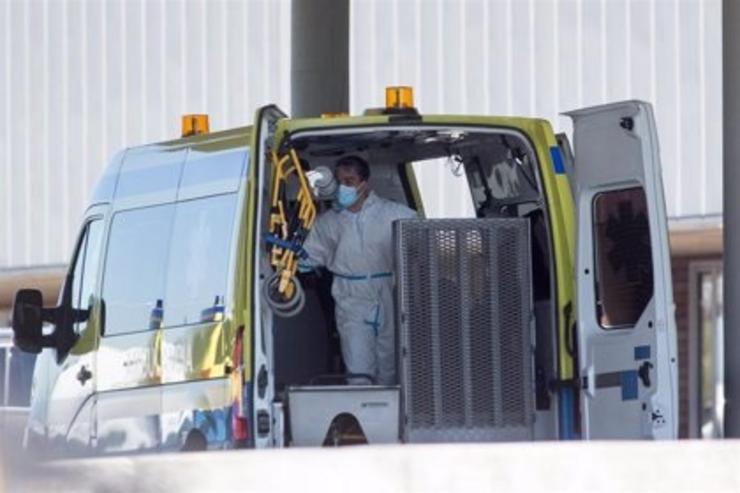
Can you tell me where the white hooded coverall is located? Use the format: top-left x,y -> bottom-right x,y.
302,191 -> 416,385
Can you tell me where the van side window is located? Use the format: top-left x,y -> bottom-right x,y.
73,220 -> 104,333
71,233 -> 86,311
103,204 -> 174,335
592,187 -> 654,328
164,193 -> 237,327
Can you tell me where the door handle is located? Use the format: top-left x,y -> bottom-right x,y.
638,361 -> 653,388
77,365 -> 93,385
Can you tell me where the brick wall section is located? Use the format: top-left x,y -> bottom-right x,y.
670,254 -> 722,438
671,255 -> 691,438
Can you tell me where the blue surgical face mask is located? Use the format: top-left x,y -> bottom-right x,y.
337,184 -> 359,208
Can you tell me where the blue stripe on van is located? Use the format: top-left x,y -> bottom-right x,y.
550,146 -> 566,175
621,370 -> 639,401
634,345 -> 651,361
559,388 -> 575,439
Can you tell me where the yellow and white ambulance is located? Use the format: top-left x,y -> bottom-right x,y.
11,88 -> 677,455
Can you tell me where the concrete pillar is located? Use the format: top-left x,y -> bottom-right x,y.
291,0 -> 350,118
724,0 -> 740,438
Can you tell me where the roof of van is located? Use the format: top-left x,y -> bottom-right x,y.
88,112 -> 554,210
276,113 -> 552,138
90,125 -> 252,208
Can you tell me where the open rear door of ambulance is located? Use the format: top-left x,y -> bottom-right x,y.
566,101 -> 677,439
251,104 -> 287,448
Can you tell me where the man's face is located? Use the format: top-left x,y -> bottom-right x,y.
336,166 -> 367,191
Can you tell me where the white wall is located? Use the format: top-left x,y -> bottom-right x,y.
350,0 -> 723,222
0,0 -> 291,269
0,0 -> 723,269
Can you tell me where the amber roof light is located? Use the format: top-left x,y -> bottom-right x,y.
182,114 -> 210,137
385,86 -> 414,110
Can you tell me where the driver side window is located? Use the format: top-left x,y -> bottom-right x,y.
70,219 -> 104,333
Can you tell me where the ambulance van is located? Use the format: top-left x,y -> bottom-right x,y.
11,89 -> 677,455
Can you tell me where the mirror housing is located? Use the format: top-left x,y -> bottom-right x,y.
11,284 -> 86,360
12,289 -> 47,354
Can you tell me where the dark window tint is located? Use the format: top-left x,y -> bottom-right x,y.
164,194 -> 237,327
593,187 -> 654,329
103,204 -> 174,335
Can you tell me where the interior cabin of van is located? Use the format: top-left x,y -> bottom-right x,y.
258,125 -> 560,443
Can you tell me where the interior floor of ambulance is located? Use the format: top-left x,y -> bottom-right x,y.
262,125 -> 560,441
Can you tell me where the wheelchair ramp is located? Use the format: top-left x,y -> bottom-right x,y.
394,218 -> 534,443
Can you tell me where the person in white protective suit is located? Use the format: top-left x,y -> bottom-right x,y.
301,155 -> 416,385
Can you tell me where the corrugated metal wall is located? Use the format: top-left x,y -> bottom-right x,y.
0,0 -> 291,269
350,0 -> 722,222
0,0 -> 724,270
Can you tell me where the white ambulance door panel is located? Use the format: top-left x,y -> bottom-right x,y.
565,101 -> 677,439
251,105 -> 287,448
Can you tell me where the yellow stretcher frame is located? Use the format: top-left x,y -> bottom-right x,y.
267,147 -> 317,300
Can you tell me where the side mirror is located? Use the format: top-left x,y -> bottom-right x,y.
12,289 -> 45,354
11,282 -> 87,360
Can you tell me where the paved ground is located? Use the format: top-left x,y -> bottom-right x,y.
3,440 -> 740,492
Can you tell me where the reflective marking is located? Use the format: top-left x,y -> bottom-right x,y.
634,345 -> 651,361
559,388 -> 575,440
550,146 -> 565,175
621,371 -> 639,401
595,370 -> 640,401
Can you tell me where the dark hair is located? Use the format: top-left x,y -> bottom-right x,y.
335,155 -> 370,181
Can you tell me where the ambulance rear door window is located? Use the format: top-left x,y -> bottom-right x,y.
592,187 -> 654,329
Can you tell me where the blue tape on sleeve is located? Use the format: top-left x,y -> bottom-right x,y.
550,146 -> 566,175
634,345 -> 651,361
621,370 -> 639,401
